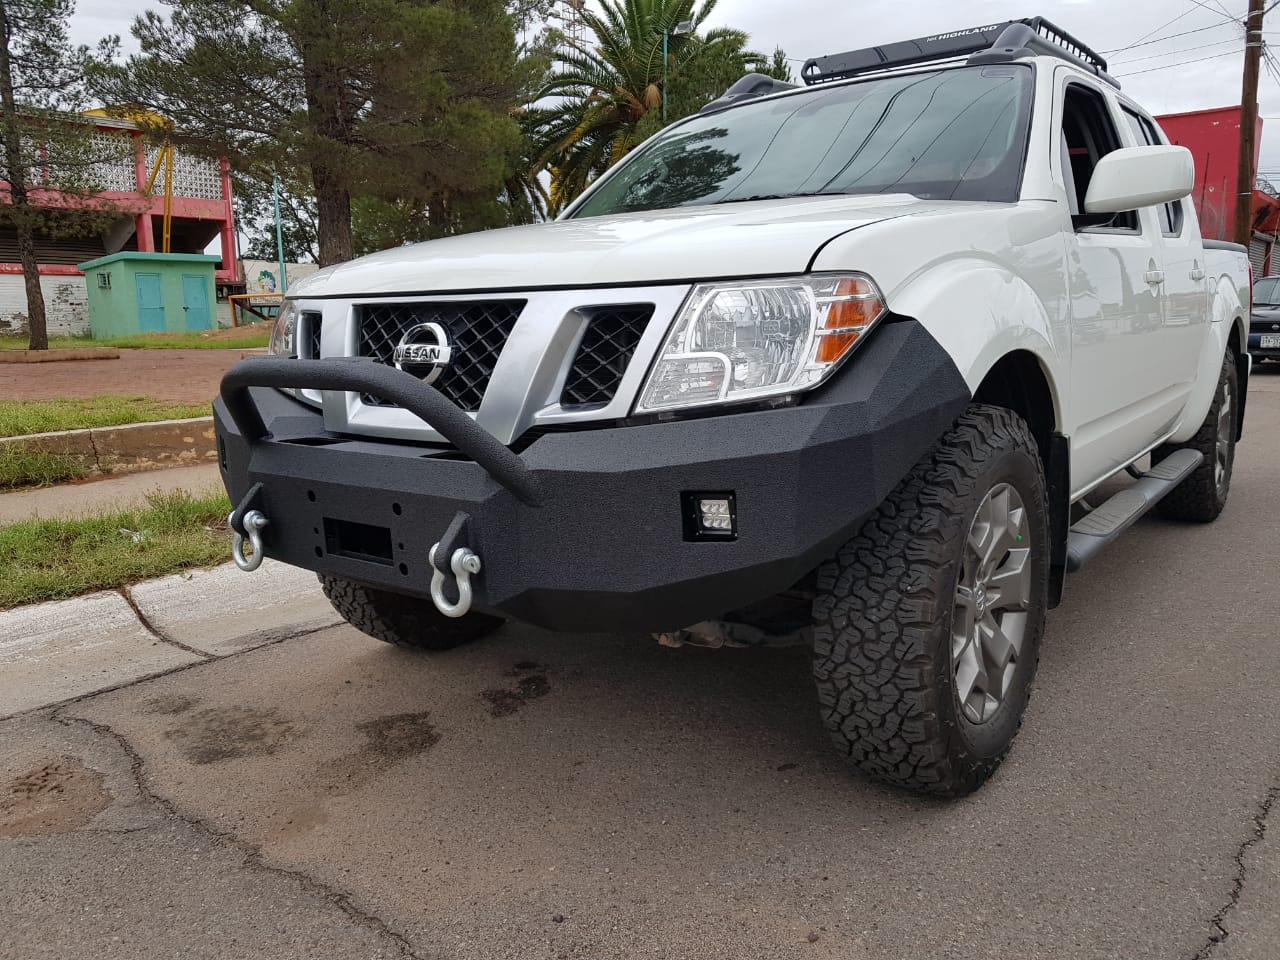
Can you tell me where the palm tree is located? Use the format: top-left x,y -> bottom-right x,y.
532,0 -> 778,215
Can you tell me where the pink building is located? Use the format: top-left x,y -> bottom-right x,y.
0,113 -> 237,335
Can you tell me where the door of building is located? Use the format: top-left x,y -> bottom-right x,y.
135,273 -> 165,332
181,275 -> 211,331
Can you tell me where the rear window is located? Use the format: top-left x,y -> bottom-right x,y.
570,64 -> 1033,219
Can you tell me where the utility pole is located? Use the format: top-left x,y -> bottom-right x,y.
272,170 -> 288,295
1235,0 -> 1266,247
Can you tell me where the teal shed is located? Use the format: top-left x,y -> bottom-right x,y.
77,252 -> 221,339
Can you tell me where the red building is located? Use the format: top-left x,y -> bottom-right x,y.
0,112 -> 237,335
1155,105 -> 1280,274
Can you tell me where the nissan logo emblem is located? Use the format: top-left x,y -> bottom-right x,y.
393,322 -> 452,384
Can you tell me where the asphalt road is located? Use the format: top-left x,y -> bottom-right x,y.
4,367 -> 1280,960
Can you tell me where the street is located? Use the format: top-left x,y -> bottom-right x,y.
3,367 -> 1280,960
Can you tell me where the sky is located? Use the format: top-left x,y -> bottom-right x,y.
68,0 -> 1280,184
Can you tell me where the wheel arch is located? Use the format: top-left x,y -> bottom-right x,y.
1229,315 -> 1249,441
971,350 -> 1070,609
971,350 -> 1060,462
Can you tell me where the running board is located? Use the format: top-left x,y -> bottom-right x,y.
1066,449 -> 1204,572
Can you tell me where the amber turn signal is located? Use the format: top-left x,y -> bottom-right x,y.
815,277 -> 884,364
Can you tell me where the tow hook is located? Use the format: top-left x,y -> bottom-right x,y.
429,545 -> 482,618
229,509 -> 269,572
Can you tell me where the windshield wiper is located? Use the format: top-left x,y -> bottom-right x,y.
711,191 -> 845,205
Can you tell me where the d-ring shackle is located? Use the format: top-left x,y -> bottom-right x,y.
429,544 -> 482,618
229,510 -> 269,572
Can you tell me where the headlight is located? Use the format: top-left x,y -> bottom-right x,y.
268,300 -> 299,356
635,274 -> 886,413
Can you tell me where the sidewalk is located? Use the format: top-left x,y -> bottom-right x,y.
0,462 -> 223,525
0,558 -> 340,718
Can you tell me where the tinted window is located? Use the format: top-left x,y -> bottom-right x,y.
570,65 -> 1033,218
1062,84 -> 1137,231
1254,276 -> 1280,306
1122,107 -> 1184,236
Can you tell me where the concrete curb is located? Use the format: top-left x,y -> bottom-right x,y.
1,416 -> 217,478
0,559 -> 342,719
0,347 -> 121,363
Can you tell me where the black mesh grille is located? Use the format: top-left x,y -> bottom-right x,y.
301,311 -> 322,359
356,301 -> 525,411
561,305 -> 654,407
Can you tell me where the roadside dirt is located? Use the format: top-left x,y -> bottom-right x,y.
0,757 -> 111,838
0,347 -> 252,403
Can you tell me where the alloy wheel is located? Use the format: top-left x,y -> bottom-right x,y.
1215,376 -> 1233,498
952,483 -> 1032,724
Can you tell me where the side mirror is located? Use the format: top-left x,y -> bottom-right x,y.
1083,145 -> 1195,214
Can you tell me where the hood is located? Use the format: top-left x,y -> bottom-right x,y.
291,194 -> 955,298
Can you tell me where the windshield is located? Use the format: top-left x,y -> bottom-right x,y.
1254,277 -> 1280,306
570,65 -> 1033,219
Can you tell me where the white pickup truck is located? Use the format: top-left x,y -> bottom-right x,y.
216,18 -> 1252,796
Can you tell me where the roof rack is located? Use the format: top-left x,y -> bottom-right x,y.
800,17 -> 1120,90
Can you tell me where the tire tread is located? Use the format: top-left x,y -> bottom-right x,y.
812,404 -> 1047,797
319,574 -> 503,650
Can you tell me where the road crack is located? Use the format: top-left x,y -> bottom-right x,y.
1195,784 -> 1280,959
50,709 -> 430,960
87,428 -> 103,475
118,587 -> 215,660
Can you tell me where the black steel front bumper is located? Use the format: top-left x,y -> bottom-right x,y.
214,319 -> 970,632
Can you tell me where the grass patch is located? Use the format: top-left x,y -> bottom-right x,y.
0,445 -> 87,489
0,396 -> 211,438
90,331 -> 269,350
0,327 -> 269,351
0,335 -> 92,350
0,488 -> 232,609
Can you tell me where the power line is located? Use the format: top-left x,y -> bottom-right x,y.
1104,20 -> 1237,55
1105,6 -> 1202,53
1110,36 -> 1242,65
1187,0 -> 1242,21
1113,49 -> 1241,76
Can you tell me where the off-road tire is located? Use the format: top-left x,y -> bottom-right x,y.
319,574 -> 504,651
812,404 -> 1049,797
1153,350 -> 1238,523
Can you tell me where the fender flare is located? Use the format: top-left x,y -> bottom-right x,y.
887,257 -> 1066,431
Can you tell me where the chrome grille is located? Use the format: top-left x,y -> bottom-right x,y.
356,301 -> 525,411
561,305 -> 654,407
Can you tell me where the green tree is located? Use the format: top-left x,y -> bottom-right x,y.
531,0 -> 783,214
0,0 -> 127,349
90,0 -> 525,267
233,173 -> 318,263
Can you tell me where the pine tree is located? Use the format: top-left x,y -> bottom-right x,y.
90,0 -> 525,267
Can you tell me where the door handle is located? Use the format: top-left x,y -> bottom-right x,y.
1144,270 -> 1165,286
1190,267 -> 1205,281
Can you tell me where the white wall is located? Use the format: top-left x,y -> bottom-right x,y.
0,274 -> 90,337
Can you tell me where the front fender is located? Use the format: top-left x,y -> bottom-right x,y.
879,258 -> 1066,427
